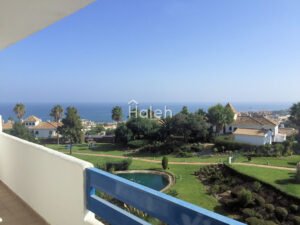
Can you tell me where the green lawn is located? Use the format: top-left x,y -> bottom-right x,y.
230,165 -> 300,198
46,143 -> 300,210
46,143 -> 127,156
46,143 -> 228,163
235,155 -> 300,168
74,154 -> 220,211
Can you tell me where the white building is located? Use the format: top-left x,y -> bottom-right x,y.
234,128 -> 273,145
24,116 -> 62,138
225,103 -> 286,145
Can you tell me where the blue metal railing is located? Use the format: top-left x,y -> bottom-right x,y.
86,168 -> 246,225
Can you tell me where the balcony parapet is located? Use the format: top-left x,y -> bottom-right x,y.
0,131 -> 102,225
86,168 -> 246,225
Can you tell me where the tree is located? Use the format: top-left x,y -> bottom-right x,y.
13,103 -> 25,121
196,109 -> 207,118
86,124 -> 105,135
112,106 -> 123,123
115,123 -> 133,144
290,102 -> 300,131
9,122 -> 36,142
126,117 -> 160,140
50,105 -> 64,145
207,104 -> 234,134
162,113 -> 209,143
162,156 -> 168,170
181,106 -> 189,115
58,107 -> 83,154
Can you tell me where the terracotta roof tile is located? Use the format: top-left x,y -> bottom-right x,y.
31,122 -> 62,130
234,128 -> 268,137
232,116 -> 278,126
2,121 -> 13,130
24,115 -> 41,122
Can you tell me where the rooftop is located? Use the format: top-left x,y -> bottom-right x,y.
33,121 -> 62,130
233,128 -> 268,137
232,115 -> 278,126
24,116 -> 41,122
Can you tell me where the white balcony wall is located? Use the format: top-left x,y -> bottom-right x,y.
0,131 -> 102,225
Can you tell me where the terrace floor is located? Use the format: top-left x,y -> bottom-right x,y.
0,181 -> 48,225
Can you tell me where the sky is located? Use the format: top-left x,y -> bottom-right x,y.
0,0 -> 300,103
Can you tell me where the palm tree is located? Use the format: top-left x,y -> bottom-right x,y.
13,103 -> 25,121
50,105 -> 64,145
112,106 -> 123,123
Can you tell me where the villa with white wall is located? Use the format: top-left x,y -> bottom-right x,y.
24,116 -> 62,138
2,115 -> 62,139
225,103 -> 286,145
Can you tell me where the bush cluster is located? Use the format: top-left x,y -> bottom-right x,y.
127,139 -> 149,149
104,159 -> 132,172
197,165 -> 300,225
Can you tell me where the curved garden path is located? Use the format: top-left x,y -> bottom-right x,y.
232,162 -> 296,171
72,151 -> 217,165
70,151 -> 296,170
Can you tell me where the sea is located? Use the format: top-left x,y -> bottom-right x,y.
0,102 -> 292,123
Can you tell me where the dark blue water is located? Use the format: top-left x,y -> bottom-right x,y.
0,102 -> 291,122
117,172 -> 169,191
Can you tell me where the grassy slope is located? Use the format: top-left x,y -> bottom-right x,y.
231,165 -> 300,198
235,155 -> 300,168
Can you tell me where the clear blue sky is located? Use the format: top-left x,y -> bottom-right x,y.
0,0 -> 299,103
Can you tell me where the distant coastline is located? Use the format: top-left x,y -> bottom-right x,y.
0,102 -> 292,122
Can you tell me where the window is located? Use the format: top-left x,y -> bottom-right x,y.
229,126 -> 232,131
35,131 -> 39,135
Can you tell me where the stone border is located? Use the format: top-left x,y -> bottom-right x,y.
115,170 -> 175,192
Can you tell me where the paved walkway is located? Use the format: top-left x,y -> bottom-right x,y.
0,181 -> 48,225
232,162 -> 296,171
70,151 -> 296,170
72,151 -> 219,165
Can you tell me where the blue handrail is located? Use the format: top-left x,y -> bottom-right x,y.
86,168 -> 246,225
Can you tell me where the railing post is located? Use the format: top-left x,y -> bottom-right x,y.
0,115 -> 2,132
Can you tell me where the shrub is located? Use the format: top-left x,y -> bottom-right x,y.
247,155 -> 252,162
265,204 -> 275,213
180,145 -> 191,152
275,207 -> 288,221
209,184 -> 220,194
296,162 -> 300,184
245,217 -> 277,225
290,204 -> 299,213
293,216 -> 300,225
252,181 -> 262,192
237,188 -> 253,207
105,159 -> 132,172
176,150 -> 193,158
254,194 -> 265,207
242,208 -> 260,218
214,139 -> 255,151
162,156 -> 168,170
274,144 -> 284,156
191,144 -> 204,152
127,139 -> 149,148
213,148 -> 219,154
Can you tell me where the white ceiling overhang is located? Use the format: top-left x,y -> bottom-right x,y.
0,0 -> 94,50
